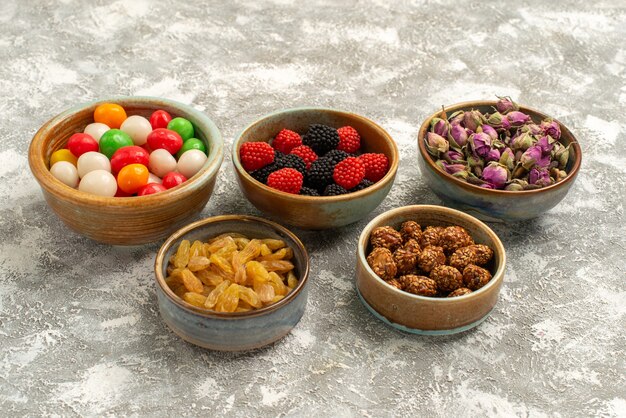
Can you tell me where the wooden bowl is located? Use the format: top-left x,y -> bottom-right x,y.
28,97 -> 224,245
232,107 -> 399,230
417,101 -> 582,222
154,215 -> 310,351
355,205 -> 506,335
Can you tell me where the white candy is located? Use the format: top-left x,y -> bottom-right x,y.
83,123 -> 110,143
78,170 -> 117,197
50,161 -> 79,188
149,149 -> 177,178
177,149 -> 207,178
120,115 -> 152,146
148,173 -> 162,184
77,151 -> 111,178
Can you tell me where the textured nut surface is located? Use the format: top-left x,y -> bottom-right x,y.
440,226 -> 474,254
370,226 -> 403,251
448,287 -> 473,297
393,239 -> 421,275
430,265 -> 463,292
449,246 -> 478,271
419,226 -> 444,248
385,278 -> 403,290
463,264 -> 492,290
400,221 -> 422,243
469,244 -> 494,265
417,245 -> 446,273
399,274 -> 438,297
367,247 -> 397,280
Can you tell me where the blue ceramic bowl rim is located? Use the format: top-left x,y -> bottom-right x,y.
231,106 -> 399,201
357,204 -> 506,302
154,214 -> 310,320
417,100 -> 582,195
30,96 -> 224,205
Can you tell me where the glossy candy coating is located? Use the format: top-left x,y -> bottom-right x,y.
117,163 -> 149,194
147,128 -> 183,155
120,115 -> 152,146
50,149 -> 77,167
99,129 -> 134,159
137,183 -> 167,196
110,146 -> 150,174
149,148 -> 177,177
83,123 -> 110,142
149,109 -> 172,130
177,149 -> 207,178
67,133 -> 99,158
50,161 -> 79,188
148,173 -> 162,184
77,151 -> 111,178
161,171 -> 187,189
78,169 -> 117,197
167,117 -> 194,141
176,138 -> 206,158
94,103 -> 127,129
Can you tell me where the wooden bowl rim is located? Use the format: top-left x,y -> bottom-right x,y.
28,96 -> 224,206
357,204 -> 506,302
417,100 -> 582,195
154,214 -> 310,319
231,107 -> 399,202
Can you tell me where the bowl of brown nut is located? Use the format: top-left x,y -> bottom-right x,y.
355,205 -> 506,335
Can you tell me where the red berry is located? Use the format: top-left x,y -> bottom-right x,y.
333,157 -> 365,190
110,146 -> 150,174
137,183 -> 167,196
67,133 -> 99,157
266,168 -> 303,194
161,172 -> 187,189
337,126 -> 361,153
149,110 -> 172,130
289,145 -> 318,169
272,129 -> 302,154
147,128 -> 183,154
239,141 -> 275,171
359,153 -> 389,182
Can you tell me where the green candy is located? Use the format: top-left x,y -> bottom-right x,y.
99,129 -> 134,159
167,117 -> 195,141
177,138 -> 207,158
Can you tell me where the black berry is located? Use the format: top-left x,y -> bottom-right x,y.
303,124 -> 339,155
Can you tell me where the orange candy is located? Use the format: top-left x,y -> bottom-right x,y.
117,163 -> 149,194
94,103 -> 127,129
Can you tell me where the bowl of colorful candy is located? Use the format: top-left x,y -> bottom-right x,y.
154,214 -> 310,351
355,205 -> 506,335
232,107 -> 399,229
28,97 -> 223,245
417,98 -> 582,222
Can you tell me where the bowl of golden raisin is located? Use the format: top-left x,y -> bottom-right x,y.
154,215 -> 310,351
355,205 -> 506,335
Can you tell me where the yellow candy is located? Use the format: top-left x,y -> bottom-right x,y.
50,149 -> 77,167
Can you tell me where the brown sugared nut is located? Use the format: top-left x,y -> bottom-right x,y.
468,244 -> 494,265
400,221 -> 422,243
449,246 -> 478,271
463,264 -> 492,290
419,226 -> 444,248
367,247 -> 397,280
417,245 -> 446,273
439,226 -> 474,254
385,279 -> 403,290
430,265 -> 463,292
393,239 -> 421,275
370,226 -> 403,251
448,288 -> 473,297
399,275 -> 438,297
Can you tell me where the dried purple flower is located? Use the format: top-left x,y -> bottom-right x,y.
540,119 -> 561,140
448,110 -> 465,125
444,149 -> 465,163
520,123 -> 543,136
437,161 -> 469,180
506,111 -> 531,127
510,131 -> 534,151
486,112 -> 504,127
499,147 -> 515,171
537,135 -> 556,155
448,123 -> 469,148
554,143 -> 570,169
430,118 -> 450,138
496,96 -> 519,114
469,132 -> 492,158
481,124 -> 498,141
426,132 -> 449,157
520,145 -> 549,170
485,148 -> 501,162
529,167 -> 552,187
463,110 -> 483,132
481,162 -> 509,189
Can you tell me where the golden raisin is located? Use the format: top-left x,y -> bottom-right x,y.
187,256 -> 211,272
181,269 -> 204,293
205,280 -> 231,309
173,239 -> 191,269
215,283 -> 240,312
183,292 -> 207,307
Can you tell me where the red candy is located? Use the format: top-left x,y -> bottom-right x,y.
110,146 -> 150,174
67,133 -> 98,157
114,187 -> 133,197
149,110 -> 172,130
162,172 -> 187,189
147,128 -> 183,154
137,183 -> 167,196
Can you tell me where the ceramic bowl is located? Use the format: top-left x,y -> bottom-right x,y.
417,101 -> 582,222
232,107 -> 399,229
355,205 -> 506,335
29,96 -> 224,245
154,215 -> 310,351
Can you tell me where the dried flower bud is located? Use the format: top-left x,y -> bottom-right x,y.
426,132 -> 449,157
555,143 -> 570,169
462,264 -> 492,290
419,226 -> 444,248
520,145 -> 550,170
400,221 -> 422,243
417,245 -> 446,273
529,167 -> 552,187
430,117 -> 450,138
540,119 -> 561,140
487,112 -> 504,126
393,239 -> 421,275
511,131 -> 534,151
448,288 -> 473,297
469,132 -> 493,158
506,111 -> 531,127
485,148 -> 501,162
481,124 -> 498,141
481,162 -> 509,189
505,182 -> 524,191
468,244 -> 493,265
443,149 -> 465,163
448,110 -> 465,125
367,247 -> 397,280
537,135 -> 556,155
430,265 -> 463,292
439,226 -> 474,254
499,147 -> 515,171
436,161 -> 470,180
495,96 -> 519,114
399,275 -> 438,297
370,226 -> 403,251
448,123 -> 469,148
520,123 -> 543,136
464,110 -> 484,132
